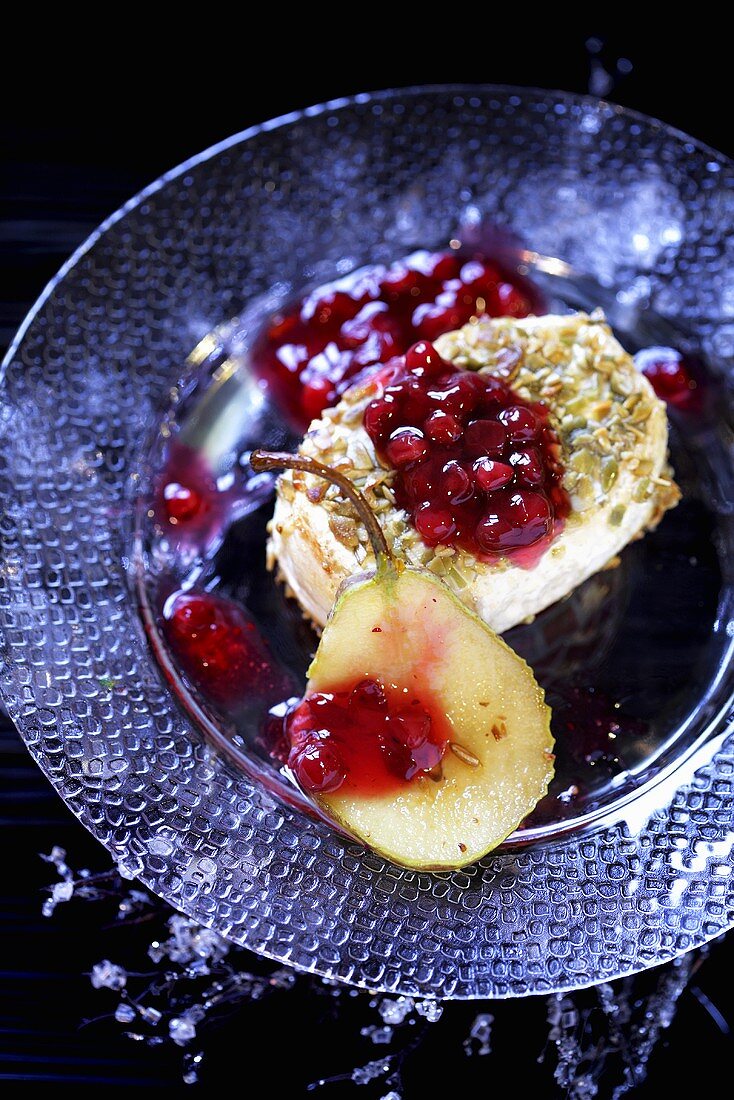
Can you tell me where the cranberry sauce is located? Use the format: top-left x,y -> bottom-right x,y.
634,346 -> 701,412
250,249 -> 542,427
284,677 -> 450,797
163,591 -> 294,713
154,440 -> 241,562
363,341 -> 569,566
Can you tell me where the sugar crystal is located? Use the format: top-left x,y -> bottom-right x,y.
90,960 -> 127,990
115,1003 -> 136,1024
170,1016 -> 197,1046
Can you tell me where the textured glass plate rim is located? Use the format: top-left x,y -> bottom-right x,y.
7,81 -> 734,368
2,84 -> 734,999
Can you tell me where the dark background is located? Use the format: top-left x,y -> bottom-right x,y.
2,24 -> 732,1094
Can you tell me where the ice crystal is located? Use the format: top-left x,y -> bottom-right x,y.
139,1006 -> 163,1026
117,889 -> 151,919
610,953 -> 697,1099
41,846 -> 70,875
182,1051 -> 204,1086
547,995 -> 592,1098
269,967 -> 297,990
351,1058 -> 391,1085
415,1000 -> 443,1023
170,1016 -> 197,1047
379,996 -> 414,1025
40,846 -> 78,915
42,843 -> 719,1095
90,960 -> 127,991
361,1025 -> 394,1045
53,881 -> 74,903
162,914 -> 230,967
464,1012 -> 493,1056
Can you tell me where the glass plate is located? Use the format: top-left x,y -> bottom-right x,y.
1,86 -> 733,998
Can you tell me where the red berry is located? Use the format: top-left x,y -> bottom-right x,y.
306,289 -> 364,328
165,592 -> 287,709
498,405 -> 540,441
301,375 -> 335,422
398,377 -> 434,423
405,340 -> 444,378
386,427 -> 428,467
464,262 -> 502,302
461,370 -> 493,398
460,259 -> 487,284
635,346 -> 700,411
473,458 -> 514,492
289,736 -> 347,794
349,678 -> 387,710
338,300 -> 383,346
267,311 -> 301,343
424,410 -> 463,444
264,255 -> 565,562
509,447 -> 545,486
428,252 -> 461,280
380,264 -> 421,298
437,460 -> 473,504
401,457 -> 442,503
363,395 -> 399,437
250,247 -> 547,428
464,419 -> 508,456
282,677 -> 448,796
391,710 -> 431,748
426,378 -> 477,417
474,375 -> 512,412
412,295 -> 474,341
388,713 -> 442,779
497,281 -> 533,317
414,503 -> 457,543
507,491 -> 552,545
163,482 -> 202,522
362,347 -> 567,562
475,498 -> 516,552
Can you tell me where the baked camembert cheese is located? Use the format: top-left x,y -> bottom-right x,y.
267,312 -> 680,634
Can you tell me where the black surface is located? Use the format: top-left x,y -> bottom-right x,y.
2,28 -> 733,1093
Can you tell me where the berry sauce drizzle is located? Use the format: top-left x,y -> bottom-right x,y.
284,678 -> 450,797
363,341 -> 570,566
163,591 -> 294,713
249,249 -> 542,428
634,346 -> 701,412
154,440 -> 241,562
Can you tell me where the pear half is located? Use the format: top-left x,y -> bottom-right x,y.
252,450 -> 554,871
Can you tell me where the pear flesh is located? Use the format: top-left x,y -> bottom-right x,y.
306,566 -> 554,871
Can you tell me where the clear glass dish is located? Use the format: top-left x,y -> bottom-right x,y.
2,86 -> 733,998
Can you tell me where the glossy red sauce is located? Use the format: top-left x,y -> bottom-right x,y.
634,346 -> 701,412
163,591 -> 292,711
154,440 -> 240,560
249,249 -> 542,427
283,677 -> 451,796
363,341 -> 569,567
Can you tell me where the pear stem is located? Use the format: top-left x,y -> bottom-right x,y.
250,449 -> 393,571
